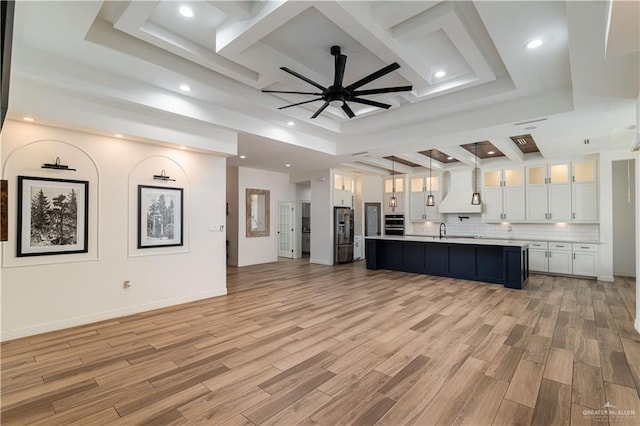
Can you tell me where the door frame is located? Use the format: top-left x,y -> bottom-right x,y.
277,201 -> 295,258
364,202 -> 381,237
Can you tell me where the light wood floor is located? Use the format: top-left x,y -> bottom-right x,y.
2,260 -> 639,425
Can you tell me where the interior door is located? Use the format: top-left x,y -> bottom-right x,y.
364,202 -> 381,236
277,201 -> 294,258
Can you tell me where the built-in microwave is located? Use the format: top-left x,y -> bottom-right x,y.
384,214 -> 405,236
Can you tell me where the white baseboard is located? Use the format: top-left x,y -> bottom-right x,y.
597,275 -> 615,282
0,288 -> 227,342
310,258 -> 333,265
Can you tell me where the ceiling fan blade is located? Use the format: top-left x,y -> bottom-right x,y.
277,97 -> 324,110
352,85 -> 413,96
280,67 -> 327,91
345,62 -> 401,91
334,54 -> 347,88
310,101 -> 330,119
341,103 -> 355,118
350,97 -> 392,109
262,90 -> 323,95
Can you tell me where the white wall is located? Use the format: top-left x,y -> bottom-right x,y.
1,121 -> 228,340
636,149 -> 640,333
237,167 -> 295,267
612,160 -> 636,276
310,170 -> 332,265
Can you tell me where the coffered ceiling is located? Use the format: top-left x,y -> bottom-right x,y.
6,1 -> 639,176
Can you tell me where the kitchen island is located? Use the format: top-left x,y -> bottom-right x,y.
365,236 -> 529,289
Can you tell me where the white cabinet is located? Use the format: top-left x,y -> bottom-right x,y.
409,176 -> 441,222
548,242 -> 572,275
528,242 -> 548,272
572,243 -> 598,277
482,167 -> 525,222
526,163 -> 572,222
571,160 -> 598,222
384,176 -> 405,213
527,241 -> 598,277
334,173 -> 354,208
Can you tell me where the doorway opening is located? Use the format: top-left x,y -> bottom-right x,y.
612,159 -> 636,277
301,202 -> 311,259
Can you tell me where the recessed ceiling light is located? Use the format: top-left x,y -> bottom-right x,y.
179,84 -> 192,92
285,164 -> 291,167
447,156 -> 453,160
240,155 -> 246,159
179,146 -> 187,150
287,121 -> 295,126
179,6 -> 194,18
487,151 -> 495,155
434,70 -> 446,78
23,117 -> 35,122
114,133 -> 123,138
525,39 -> 543,49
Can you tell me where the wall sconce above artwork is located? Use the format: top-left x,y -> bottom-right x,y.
42,157 -> 76,171
153,170 -> 176,182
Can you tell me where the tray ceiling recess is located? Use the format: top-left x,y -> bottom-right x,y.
262,46 -> 413,119
509,134 -> 540,154
460,141 -> 505,159
383,155 -> 421,168
418,149 -> 460,163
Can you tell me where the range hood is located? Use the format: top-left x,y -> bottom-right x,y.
438,169 -> 482,214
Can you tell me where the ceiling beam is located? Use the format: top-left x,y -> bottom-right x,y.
396,152 -> 444,170
490,138 -> 524,162
356,157 -> 414,174
340,162 -> 390,175
435,146 -> 477,166
209,1 -> 253,20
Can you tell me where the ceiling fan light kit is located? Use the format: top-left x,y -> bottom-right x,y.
263,46 -> 412,119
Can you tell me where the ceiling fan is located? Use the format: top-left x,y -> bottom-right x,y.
262,45 -> 413,119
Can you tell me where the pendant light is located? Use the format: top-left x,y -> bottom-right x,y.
471,142 -> 481,205
426,149 -> 435,207
389,156 -> 398,210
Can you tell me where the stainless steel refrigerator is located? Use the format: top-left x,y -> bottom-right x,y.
334,207 -> 354,264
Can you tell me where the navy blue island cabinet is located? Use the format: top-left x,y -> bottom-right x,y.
365,237 -> 529,289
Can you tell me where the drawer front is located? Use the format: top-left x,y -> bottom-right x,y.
549,242 -> 571,252
529,242 -> 548,249
572,243 -> 598,252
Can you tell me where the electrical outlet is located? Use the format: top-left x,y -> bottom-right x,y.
123,280 -> 131,290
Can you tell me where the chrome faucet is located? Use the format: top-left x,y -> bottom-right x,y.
439,222 -> 446,239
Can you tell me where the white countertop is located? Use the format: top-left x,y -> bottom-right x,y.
404,234 -> 601,245
366,235 -> 528,248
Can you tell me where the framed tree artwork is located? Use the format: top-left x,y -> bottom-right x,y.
138,185 -> 183,249
17,176 -> 89,257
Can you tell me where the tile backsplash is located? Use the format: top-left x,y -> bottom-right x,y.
408,214 -> 599,242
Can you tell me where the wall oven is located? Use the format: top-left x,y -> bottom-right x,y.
384,214 -> 405,236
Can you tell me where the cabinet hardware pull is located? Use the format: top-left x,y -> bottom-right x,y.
572,212 -> 575,219
580,246 -> 589,249
573,253 -> 576,259
556,245 -> 565,247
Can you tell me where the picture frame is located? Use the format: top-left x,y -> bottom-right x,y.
138,185 -> 183,249
17,176 -> 89,257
